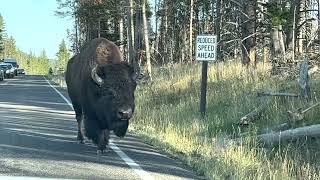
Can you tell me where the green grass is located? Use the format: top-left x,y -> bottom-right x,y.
130,61 -> 320,179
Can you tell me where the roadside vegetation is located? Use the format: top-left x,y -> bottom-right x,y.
50,60 -> 320,179
130,61 -> 320,179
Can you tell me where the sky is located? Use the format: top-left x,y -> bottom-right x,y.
0,0 -> 73,59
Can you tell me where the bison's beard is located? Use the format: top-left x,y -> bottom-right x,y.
92,97 -> 115,129
112,120 -> 129,137
89,96 -> 130,137
97,106 -> 129,137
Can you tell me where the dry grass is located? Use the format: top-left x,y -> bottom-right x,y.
130,61 -> 320,180
50,61 -> 320,179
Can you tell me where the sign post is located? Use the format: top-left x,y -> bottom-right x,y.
196,35 -> 217,117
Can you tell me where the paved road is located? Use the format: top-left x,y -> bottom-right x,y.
0,75 -> 202,180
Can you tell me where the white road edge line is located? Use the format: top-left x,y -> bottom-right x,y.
43,77 -> 73,108
1,81 -> 9,85
43,76 -> 154,180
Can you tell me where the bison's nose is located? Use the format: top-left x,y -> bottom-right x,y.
117,108 -> 133,120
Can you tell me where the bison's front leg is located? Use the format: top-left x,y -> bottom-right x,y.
75,110 -> 85,144
97,129 -> 110,154
83,117 -> 110,154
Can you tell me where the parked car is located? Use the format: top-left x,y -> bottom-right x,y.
2,58 -> 19,76
0,63 -> 9,78
0,68 -> 4,81
0,63 -> 15,78
17,68 -> 25,75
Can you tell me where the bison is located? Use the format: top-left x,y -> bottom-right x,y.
65,38 -> 137,153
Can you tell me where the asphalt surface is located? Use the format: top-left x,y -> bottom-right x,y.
0,75 -> 202,180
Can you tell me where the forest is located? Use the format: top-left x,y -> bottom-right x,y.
53,0 -> 320,76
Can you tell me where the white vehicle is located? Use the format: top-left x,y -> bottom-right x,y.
17,68 -> 25,75
3,58 -> 19,76
0,63 -> 15,78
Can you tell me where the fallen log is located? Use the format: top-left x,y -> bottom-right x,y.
287,102 -> 320,122
260,123 -> 291,134
239,107 -> 264,125
287,109 -> 304,122
239,97 -> 268,125
257,124 -> 320,145
257,91 -> 300,97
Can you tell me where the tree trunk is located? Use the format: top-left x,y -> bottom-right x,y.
285,1 -> 298,50
215,0 -> 222,61
154,0 -> 158,60
126,0 -> 135,66
241,0 -> 256,66
189,0 -> 194,62
164,1 -> 168,63
271,26 -> 281,60
292,5 -> 296,63
119,0 -> 124,59
142,0 -> 152,80
135,0 -> 143,68
318,0 -> 320,53
129,0 -> 135,49
119,14 -> 124,59
75,17 -> 79,53
298,0 -> 306,54
278,25 -> 286,58
158,5 -> 165,64
98,19 -> 101,38
182,25 -> 187,64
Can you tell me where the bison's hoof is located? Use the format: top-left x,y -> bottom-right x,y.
97,147 -> 110,155
97,150 -> 103,155
77,140 -> 85,144
113,137 -> 123,142
97,149 -> 107,155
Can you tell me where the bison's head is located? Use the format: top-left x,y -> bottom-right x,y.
88,62 -> 137,134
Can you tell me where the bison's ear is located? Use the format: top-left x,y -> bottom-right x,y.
131,72 -> 138,81
125,64 -> 137,81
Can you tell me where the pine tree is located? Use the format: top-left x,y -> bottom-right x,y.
4,36 -> 17,57
38,50 -> 50,75
0,14 -> 5,57
56,39 -> 70,70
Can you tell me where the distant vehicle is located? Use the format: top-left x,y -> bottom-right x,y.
17,68 -> 25,75
2,58 -> 19,76
0,63 -> 15,78
0,63 -> 9,78
0,68 -> 4,81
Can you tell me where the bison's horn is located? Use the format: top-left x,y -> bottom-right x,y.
91,65 -> 104,86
